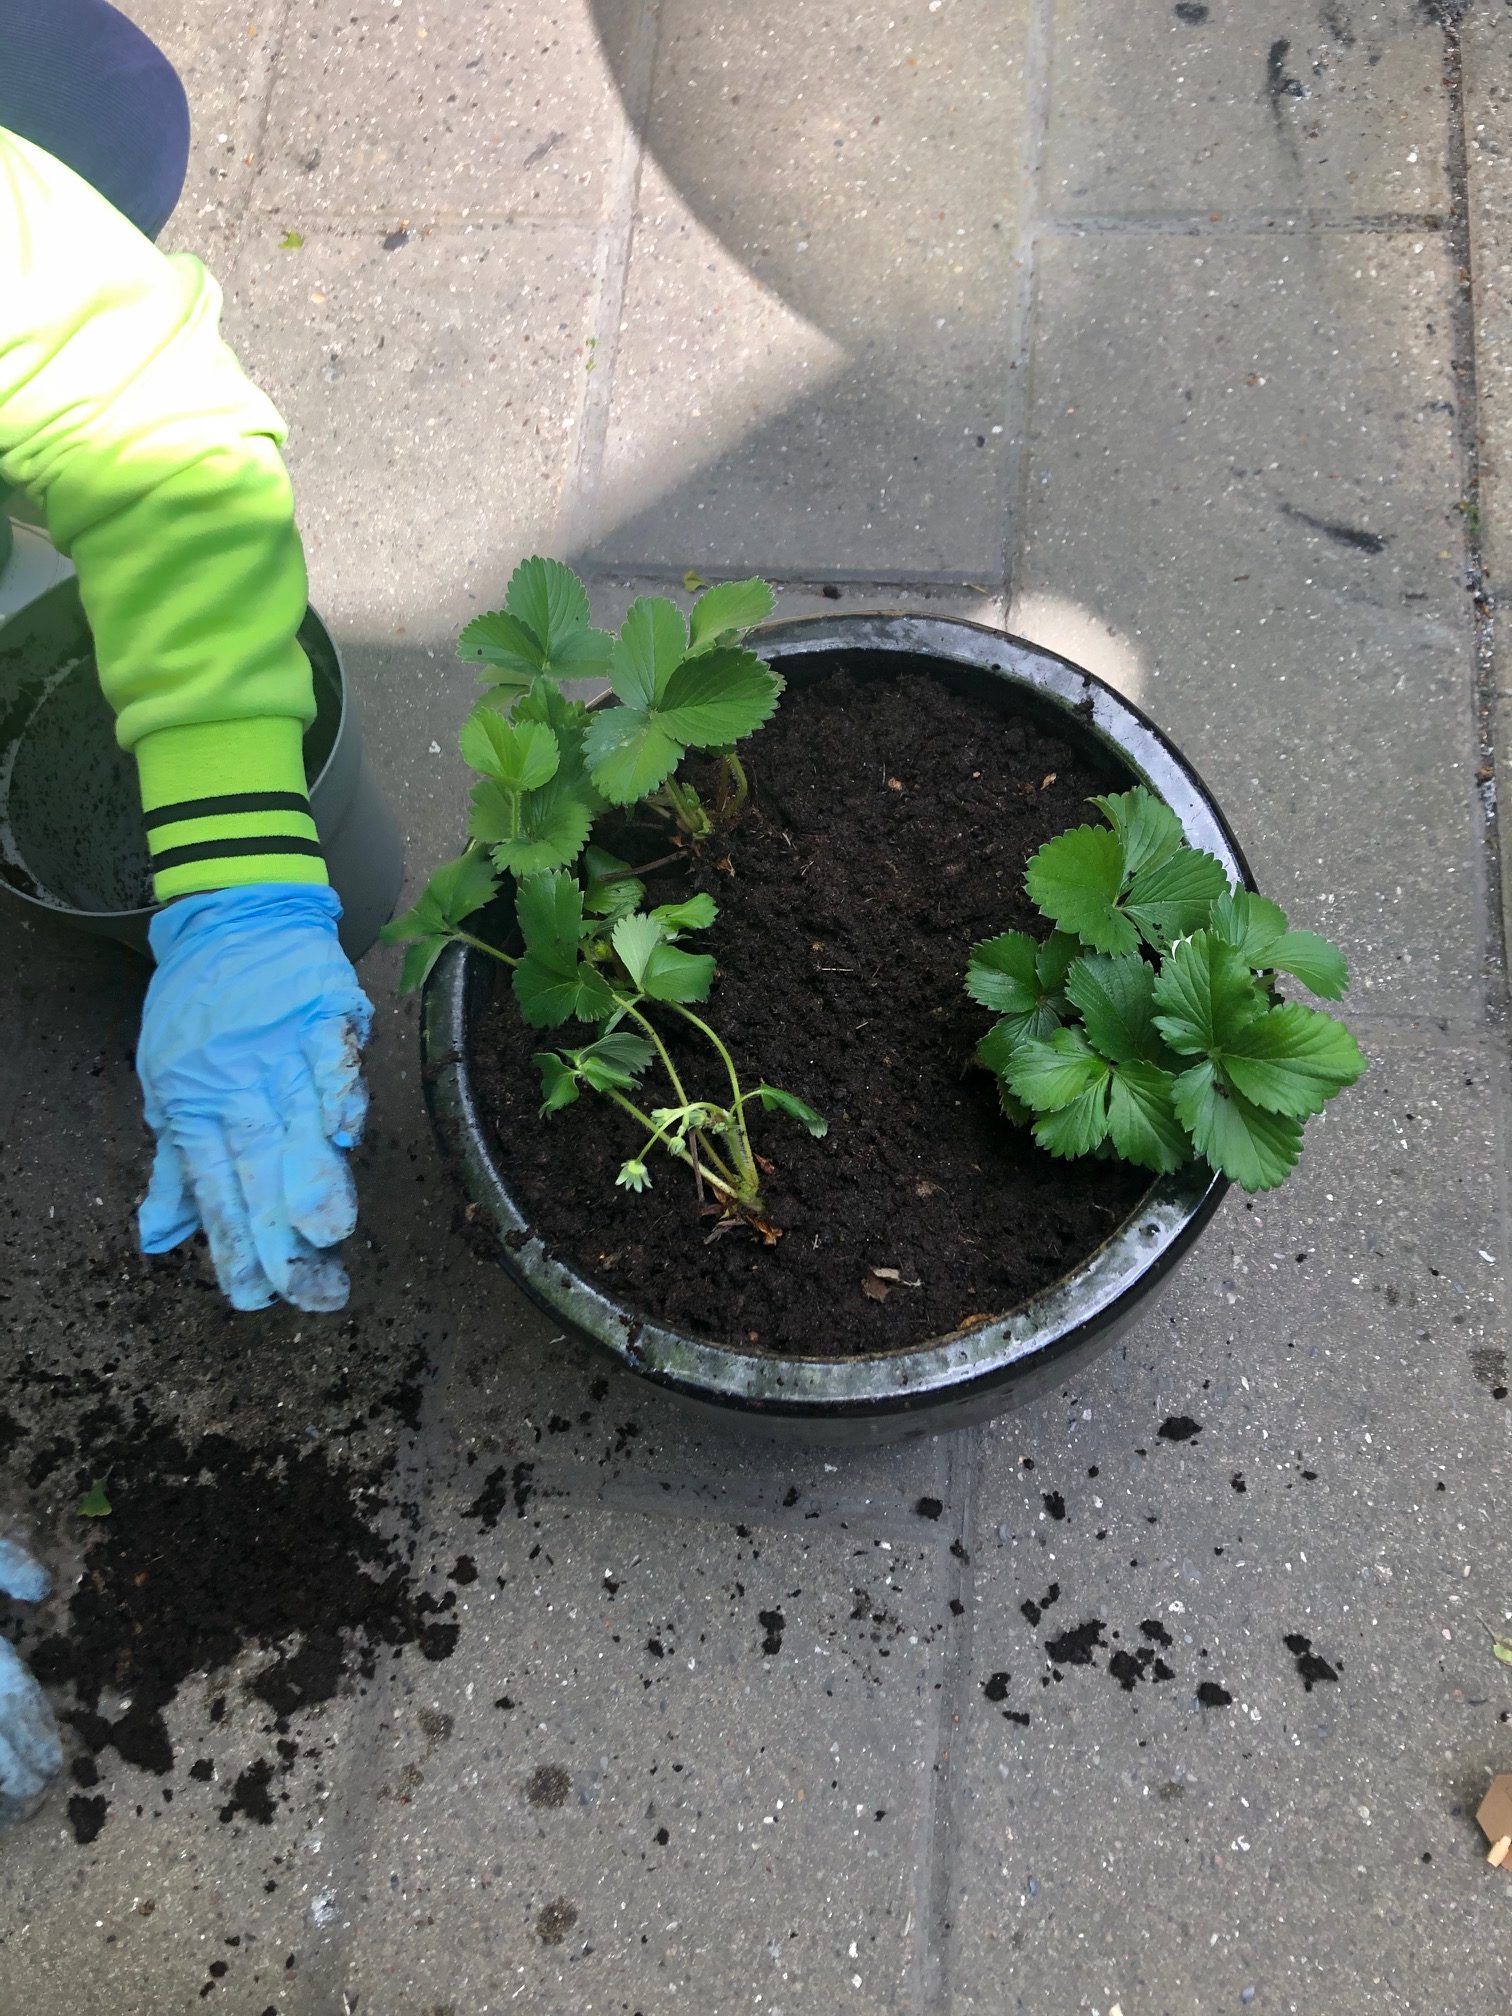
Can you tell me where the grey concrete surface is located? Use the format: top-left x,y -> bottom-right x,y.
3,3 -> 1511,2015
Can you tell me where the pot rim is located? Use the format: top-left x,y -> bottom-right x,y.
0,582 -> 349,930
422,611 -> 1253,1423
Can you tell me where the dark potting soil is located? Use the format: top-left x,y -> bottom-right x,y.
13,1369 -> 456,1826
473,665 -> 1153,1356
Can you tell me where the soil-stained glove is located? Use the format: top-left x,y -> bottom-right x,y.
136,885 -> 373,1313
0,1538 -> 63,1830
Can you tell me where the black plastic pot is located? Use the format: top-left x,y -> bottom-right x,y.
0,576 -> 403,962
422,614 -> 1253,1443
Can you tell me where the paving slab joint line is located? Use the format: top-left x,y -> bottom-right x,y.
562,0 -> 660,555
917,1427 -> 980,2016
237,210 -> 607,237
1040,210 -> 1445,237
226,0 -> 294,247
999,0 -> 1055,615
499,1460 -> 978,1545
576,560 -> 1003,592
1439,7 -> 1508,1024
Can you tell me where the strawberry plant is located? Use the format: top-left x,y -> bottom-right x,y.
383,561 -> 821,1228
967,786 -> 1366,1191
384,558 -> 781,981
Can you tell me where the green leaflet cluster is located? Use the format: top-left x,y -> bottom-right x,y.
382,559 -> 822,1222
967,787 -> 1367,1192
456,557 -> 782,876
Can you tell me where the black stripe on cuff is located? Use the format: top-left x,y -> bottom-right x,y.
150,836 -> 326,873
143,790 -> 312,832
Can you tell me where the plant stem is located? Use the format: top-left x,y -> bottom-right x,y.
598,850 -> 684,886
669,1002 -> 757,1186
720,751 -> 749,819
613,995 -> 692,1109
454,930 -> 517,968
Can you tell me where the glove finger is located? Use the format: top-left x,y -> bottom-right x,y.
302,1013 -> 371,1149
137,1131 -> 200,1255
0,1540 -> 50,1606
284,1112 -> 359,1250
173,1116 -> 278,1312
229,1105 -> 352,1314
0,1640 -> 63,1821
271,1052 -> 359,1249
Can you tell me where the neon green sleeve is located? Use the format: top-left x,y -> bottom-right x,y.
0,125 -> 326,900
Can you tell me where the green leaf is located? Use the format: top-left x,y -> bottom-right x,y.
381,849 -> 500,943
505,556 -> 589,661
686,577 -> 776,656
1064,952 -> 1158,1064
641,943 -> 716,1004
1267,929 -> 1349,1001
398,935 -> 448,994
1217,1001 -> 1368,1117
1089,786 -> 1185,878
457,609 -> 545,681
683,569 -> 709,593
966,932 -> 1041,1014
1173,1060 -> 1303,1192
657,648 -> 783,748
77,1478 -> 112,1518
1121,848 -> 1229,950
1152,932 -> 1268,1054
608,597 -> 688,708
278,229 -> 304,250
550,625 -> 615,676
651,892 -> 718,937
978,1017 -> 1045,1078
755,1084 -> 828,1137
477,775 -> 594,877
513,679 -> 595,787
535,1052 -> 582,1115
611,912 -> 665,988
1006,1028 -> 1112,1113
1210,888 -> 1288,963
1025,825 -> 1135,954
582,706 -> 684,805
513,953 -> 614,1029
460,711 -> 560,792
1032,1085 -> 1112,1159
1036,931 -> 1081,994
514,869 -> 584,958
1105,1061 -> 1188,1172
996,1078 -> 1033,1126
582,846 -> 644,919
577,1031 -> 655,1085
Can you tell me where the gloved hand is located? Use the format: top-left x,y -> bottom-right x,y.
136,883 -> 373,1313
0,1538 -> 63,1830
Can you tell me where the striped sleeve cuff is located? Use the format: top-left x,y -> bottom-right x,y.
132,717 -> 329,902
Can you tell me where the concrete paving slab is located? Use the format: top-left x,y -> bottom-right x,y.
0,1667 -> 361,2016
220,223 -> 600,634
1014,230 -> 1483,1022
585,0 -> 1030,577
1044,0 -> 1451,221
255,0 -> 638,227
341,1497 -> 945,2014
946,1031 -> 1512,2012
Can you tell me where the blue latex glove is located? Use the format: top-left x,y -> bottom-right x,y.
0,1539 -> 63,1830
137,884 -> 373,1313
